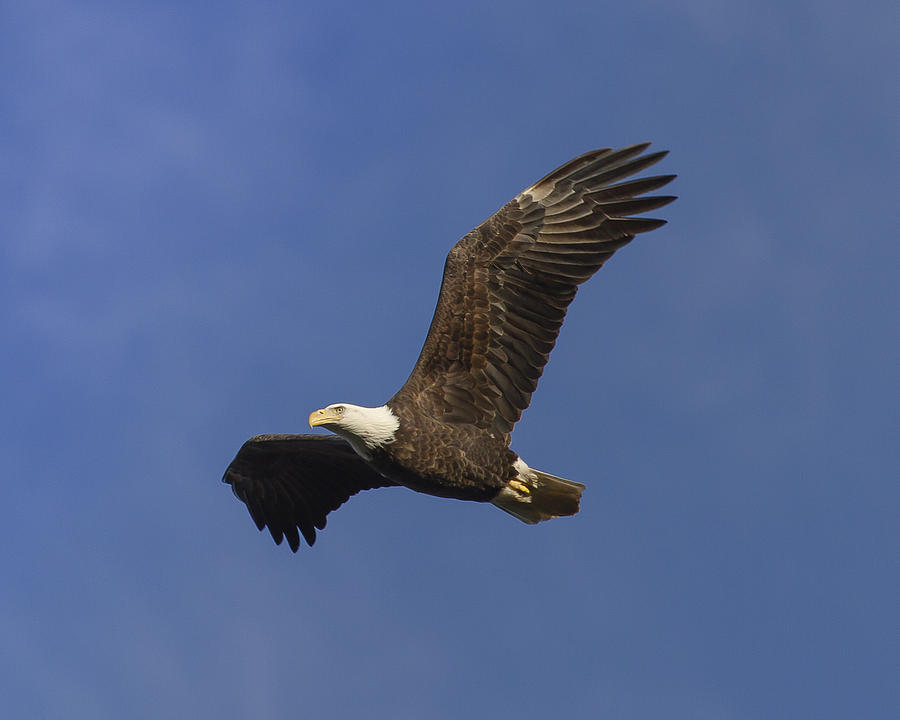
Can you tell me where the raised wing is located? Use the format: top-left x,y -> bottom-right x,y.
393,143 -> 676,436
223,434 -> 397,551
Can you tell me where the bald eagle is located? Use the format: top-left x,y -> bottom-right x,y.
223,143 -> 675,551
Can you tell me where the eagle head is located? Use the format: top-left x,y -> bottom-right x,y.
309,403 -> 399,452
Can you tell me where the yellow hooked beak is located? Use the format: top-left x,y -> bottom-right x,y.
309,407 -> 341,428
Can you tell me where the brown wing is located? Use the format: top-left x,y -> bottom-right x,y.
222,434 -> 397,551
392,143 -> 676,436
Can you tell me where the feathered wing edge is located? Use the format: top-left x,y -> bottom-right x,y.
222,434 -> 397,551
394,143 -> 676,435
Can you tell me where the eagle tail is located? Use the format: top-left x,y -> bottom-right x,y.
491,460 -> 585,524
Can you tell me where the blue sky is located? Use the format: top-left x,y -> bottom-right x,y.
2,1 -> 897,718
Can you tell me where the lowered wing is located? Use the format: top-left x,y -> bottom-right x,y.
223,434 -> 397,551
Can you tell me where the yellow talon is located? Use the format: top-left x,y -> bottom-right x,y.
509,479 -> 531,495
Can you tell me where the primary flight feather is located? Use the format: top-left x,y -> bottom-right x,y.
223,142 -> 676,551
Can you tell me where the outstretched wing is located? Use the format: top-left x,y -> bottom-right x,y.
392,142 -> 676,436
223,434 -> 397,551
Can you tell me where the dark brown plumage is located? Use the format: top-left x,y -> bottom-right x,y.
225,435 -> 396,551
224,143 -> 676,550
391,143 -> 675,435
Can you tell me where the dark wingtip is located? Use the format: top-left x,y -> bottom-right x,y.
301,526 -> 317,548
640,218 -> 668,231
639,149 -> 669,165
619,141 -> 652,153
655,195 -> 678,206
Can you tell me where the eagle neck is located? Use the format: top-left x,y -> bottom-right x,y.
337,404 -> 400,459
